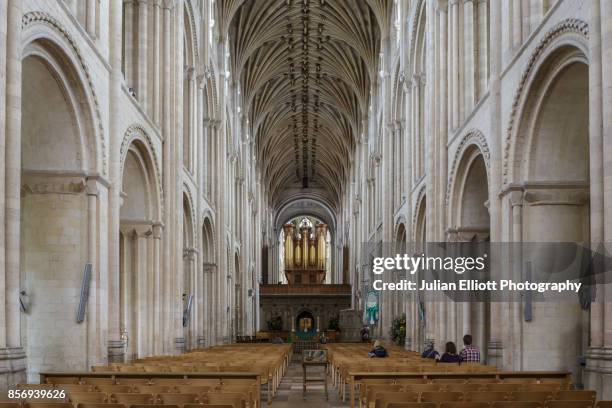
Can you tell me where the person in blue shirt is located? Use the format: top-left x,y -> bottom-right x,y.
368,340 -> 388,358
421,341 -> 440,359
439,341 -> 462,363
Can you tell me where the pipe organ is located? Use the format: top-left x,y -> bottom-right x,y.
282,220 -> 327,284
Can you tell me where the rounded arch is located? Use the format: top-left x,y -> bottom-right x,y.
21,32 -> 99,174
120,138 -> 162,223
447,132 -> 491,229
183,190 -> 196,248
511,47 -> 589,184
413,188 -> 427,252
274,196 -> 337,234
21,11 -> 105,174
503,19 -> 589,185
394,220 -> 407,254
120,125 -> 163,221
201,215 -> 216,264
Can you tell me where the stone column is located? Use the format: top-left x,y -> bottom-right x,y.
1,2 -> 27,384
0,0 -> 7,351
586,0 -> 612,398
108,0 -> 124,363
152,223 -> 163,354
86,0 -> 97,37
161,0 -> 173,354
437,1 -> 448,240
5,0 -> 22,351
137,0 -> 149,112
123,0 -> 134,85
450,0 -> 459,128
134,225 -> 152,358
463,0 -> 476,112
512,0 -> 522,49
152,0 -> 162,124
477,0 -> 489,97
487,0 -> 504,368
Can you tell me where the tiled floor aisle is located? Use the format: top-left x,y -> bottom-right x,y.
269,361 -> 349,408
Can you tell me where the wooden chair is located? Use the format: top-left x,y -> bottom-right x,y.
523,384 -> 561,392
402,384 -> 441,393
110,393 -> 154,405
151,380 -> 187,387
546,402 -> 594,408
365,385 -> 403,408
439,403 -> 490,408
511,391 -> 554,402
464,391 -> 509,402
17,384 -> 56,390
503,379 -> 538,384
394,379 -> 427,385
129,404 -> 179,408
25,403 -> 73,408
374,392 -> 419,408
175,385 -> 213,395
419,391 -> 463,403
46,378 -> 81,385
134,386 -> 173,395
486,384 -> 523,392
185,380 -> 221,387
156,394 -> 200,406
114,379 -> 151,387
555,391 -> 596,402
55,384 -> 94,393
469,378 -> 499,384
431,379 -> 467,384
75,403 -> 126,408
69,392 -> 108,405
81,379 -> 115,387
442,383 -> 483,392
201,393 -> 245,408
129,405 -> 179,408
94,386 -> 132,395
493,403 -> 542,408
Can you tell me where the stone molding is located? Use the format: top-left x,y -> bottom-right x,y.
21,11 -> 107,175
502,18 -> 589,185
444,128 -> 490,209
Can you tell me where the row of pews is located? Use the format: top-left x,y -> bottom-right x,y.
322,343 -> 611,408
2,344 -> 292,408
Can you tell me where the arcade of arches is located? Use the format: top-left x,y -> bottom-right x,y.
1,0 -> 612,399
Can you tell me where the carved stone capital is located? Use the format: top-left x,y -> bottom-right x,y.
21,171 -> 87,195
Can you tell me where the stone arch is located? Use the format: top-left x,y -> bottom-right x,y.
504,35 -> 590,375
21,11 -> 105,174
447,132 -> 491,241
202,214 -> 216,264
19,28 -> 101,381
120,125 -> 164,220
413,186 -> 427,252
118,135 -> 163,360
182,190 -> 197,348
503,19 -> 589,185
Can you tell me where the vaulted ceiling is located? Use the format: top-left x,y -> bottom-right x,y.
220,0 -> 391,210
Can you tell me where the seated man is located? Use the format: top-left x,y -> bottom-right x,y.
459,334 -> 480,363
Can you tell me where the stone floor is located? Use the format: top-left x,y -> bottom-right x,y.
269,360 -> 349,408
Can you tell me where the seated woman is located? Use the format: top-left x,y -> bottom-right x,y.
368,340 -> 388,358
438,341 -> 461,363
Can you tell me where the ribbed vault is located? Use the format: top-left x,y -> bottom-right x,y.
221,0 -> 390,210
